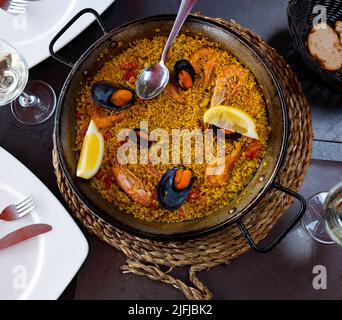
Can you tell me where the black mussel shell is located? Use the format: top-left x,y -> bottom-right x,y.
91,80 -> 135,111
174,59 -> 196,90
128,128 -> 151,148
212,125 -> 242,141
157,168 -> 195,211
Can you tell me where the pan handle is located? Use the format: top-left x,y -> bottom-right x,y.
49,8 -> 108,68
237,183 -> 306,253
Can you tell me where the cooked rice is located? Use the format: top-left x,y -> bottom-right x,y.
75,34 -> 270,223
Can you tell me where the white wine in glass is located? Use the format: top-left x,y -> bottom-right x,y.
302,181 -> 342,246
0,39 -> 56,125
0,41 -> 27,105
324,182 -> 342,246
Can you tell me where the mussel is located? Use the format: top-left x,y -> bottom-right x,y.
91,81 -> 135,111
157,168 -> 195,211
174,59 -> 196,90
128,128 -> 151,148
212,125 -> 242,141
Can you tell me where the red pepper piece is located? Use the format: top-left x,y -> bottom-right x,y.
95,169 -> 105,180
103,177 -> 113,189
103,130 -> 112,141
245,140 -> 263,160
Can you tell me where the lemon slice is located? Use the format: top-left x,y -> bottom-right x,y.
76,120 -> 104,179
203,105 -> 259,139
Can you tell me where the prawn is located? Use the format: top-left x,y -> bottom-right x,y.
190,48 -> 217,89
205,146 -> 242,187
112,162 -> 157,207
164,83 -> 184,104
210,64 -> 249,107
146,163 -> 163,179
91,110 -> 127,129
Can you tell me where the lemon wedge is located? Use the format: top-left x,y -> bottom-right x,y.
76,120 -> 104,179
203,105 -> 259,140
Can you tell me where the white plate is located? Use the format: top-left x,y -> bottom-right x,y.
0,0 -> 115,68
0,147 -> 88,300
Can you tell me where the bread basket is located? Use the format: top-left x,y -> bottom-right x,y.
288,0 -> 342,90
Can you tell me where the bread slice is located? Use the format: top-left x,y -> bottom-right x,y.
335,21 -> 342,33
335,21 -> 342,43
307,23 -> 342,71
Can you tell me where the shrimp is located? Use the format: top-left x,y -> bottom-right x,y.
190,48 -> 217,88
210,64 -> 249,107
112,162 -> 157,207
146,163 -> 163,179
91,110 -> 127,129
164,83 -> 184,104
205,146 -> 242,187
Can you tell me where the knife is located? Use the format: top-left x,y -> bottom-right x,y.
0,224 -> 52,250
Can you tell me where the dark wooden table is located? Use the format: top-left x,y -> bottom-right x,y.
1,0 -> 342,300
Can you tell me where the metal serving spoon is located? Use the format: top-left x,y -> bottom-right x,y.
135,0 -> 197,99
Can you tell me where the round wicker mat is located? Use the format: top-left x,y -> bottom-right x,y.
52,16 -> 312,300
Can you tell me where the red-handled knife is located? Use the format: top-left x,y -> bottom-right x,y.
0,224 -> 52,250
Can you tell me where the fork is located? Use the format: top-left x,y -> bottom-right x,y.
0,194 -> 35,221
0,0 -> 28,14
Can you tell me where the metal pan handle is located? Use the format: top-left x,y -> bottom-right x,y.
237,183 -> 306,253
49,8 -> 108,68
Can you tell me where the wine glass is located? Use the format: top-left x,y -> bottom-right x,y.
0,39 -> 56,125
301,181 -> 342,246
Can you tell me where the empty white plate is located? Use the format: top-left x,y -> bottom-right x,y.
0,0 -> 115,68
0,146 -> 88,300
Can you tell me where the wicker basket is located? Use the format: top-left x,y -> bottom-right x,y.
288,0 -> 342,89
52,15 -> 313,300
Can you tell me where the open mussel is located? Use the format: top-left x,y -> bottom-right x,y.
91,81 -> 135,111
157,168 -> 195,211
174,59 -> 196,90
128,128 -> 151,148
212,125 -> 241,141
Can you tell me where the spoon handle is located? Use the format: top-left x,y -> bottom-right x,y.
161,0 -> 197,63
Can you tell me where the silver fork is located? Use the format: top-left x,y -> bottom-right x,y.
0,194 -> 35,221
0,0 -> 28,15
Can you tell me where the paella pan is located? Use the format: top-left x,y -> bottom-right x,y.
51,9 -> 305,249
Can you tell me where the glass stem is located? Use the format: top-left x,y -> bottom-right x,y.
19,91 -> 40,108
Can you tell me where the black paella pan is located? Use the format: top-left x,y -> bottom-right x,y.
50,9 -> 306,252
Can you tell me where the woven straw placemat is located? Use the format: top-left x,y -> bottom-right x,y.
52,16 -> 312,300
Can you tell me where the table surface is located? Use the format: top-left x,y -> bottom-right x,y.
0,0 -> 342,300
